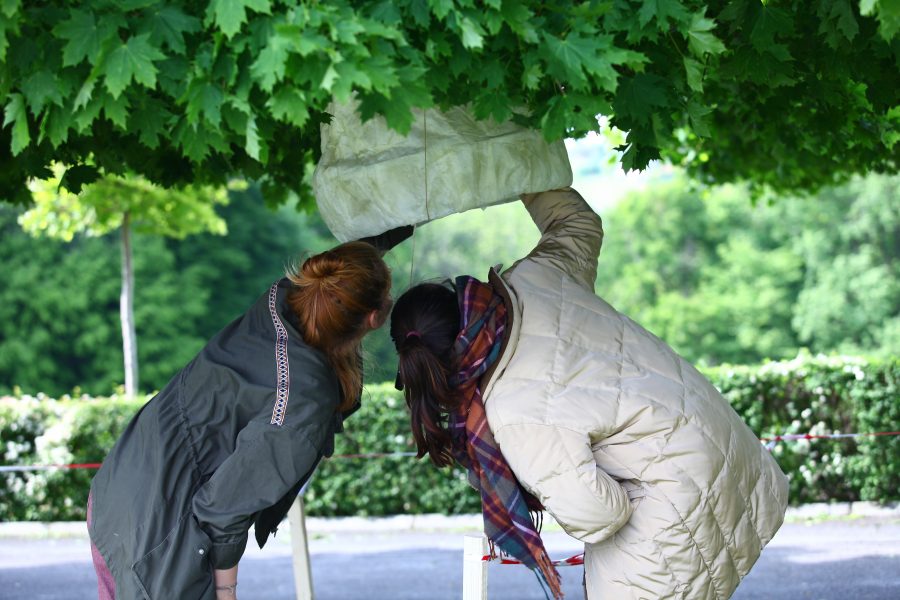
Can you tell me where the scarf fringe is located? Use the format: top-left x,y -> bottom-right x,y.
536,550 -> 564,600
491,539 -> 563,600
531,509 -> 544,533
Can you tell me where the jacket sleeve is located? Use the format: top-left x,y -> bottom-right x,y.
519,187 -> 603,291
493,423 -> 632,544
191,419 -> 329,569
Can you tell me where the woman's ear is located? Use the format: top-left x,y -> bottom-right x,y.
367,309 -> 386,330
368,294 -> 393,330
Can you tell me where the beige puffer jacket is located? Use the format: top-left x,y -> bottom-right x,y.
482,188 -> 789,600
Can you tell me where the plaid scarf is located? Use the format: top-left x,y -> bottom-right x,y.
449,276 -> 563,599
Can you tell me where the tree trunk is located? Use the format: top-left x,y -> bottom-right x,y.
121,212 -> 139,396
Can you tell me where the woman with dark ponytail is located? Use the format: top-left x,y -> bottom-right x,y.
88,239 -> 397,600
391,283 -> 461,467
391,188 -> 789,599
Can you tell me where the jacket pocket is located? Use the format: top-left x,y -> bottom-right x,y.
621,479 -> 646,506
596,479 -> 648,545
132,511 -> 215,600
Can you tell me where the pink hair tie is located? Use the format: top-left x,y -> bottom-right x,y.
405,330 -> 421,339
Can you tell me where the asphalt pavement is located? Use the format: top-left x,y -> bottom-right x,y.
1,511 -> 898,600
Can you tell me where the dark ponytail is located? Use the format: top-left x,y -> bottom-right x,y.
390,283 -> 461,467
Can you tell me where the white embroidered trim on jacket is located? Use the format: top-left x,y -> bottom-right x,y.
268,282 -> 290,426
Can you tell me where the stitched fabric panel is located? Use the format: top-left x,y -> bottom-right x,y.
268,282 -> 290,426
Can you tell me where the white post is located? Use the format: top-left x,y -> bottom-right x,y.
288,496 -> 314,600
463,534 -> 488,600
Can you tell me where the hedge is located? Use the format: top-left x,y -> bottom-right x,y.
1,354 -> 897,521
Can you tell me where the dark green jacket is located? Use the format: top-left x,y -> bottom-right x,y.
89,278 -> 346,600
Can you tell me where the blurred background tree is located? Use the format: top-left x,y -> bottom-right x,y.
1,170 -> 897,394
0,185 -> 328,395
18,169 -> 227,395
593,173 -> 899,366
788,177 -> 900,354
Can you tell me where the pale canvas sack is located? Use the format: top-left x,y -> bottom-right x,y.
313,100 -> 573,242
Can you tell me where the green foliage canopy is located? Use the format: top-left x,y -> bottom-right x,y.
1,0 -> 898,208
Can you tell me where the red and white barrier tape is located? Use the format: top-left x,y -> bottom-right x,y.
0,454 -> 418,472
3,432 -> 898,472
0,462 -> 101,473
482,552 -> 584,567
760,430 -> 900,451
328,452 -> 418,459
759,431 -> 900,442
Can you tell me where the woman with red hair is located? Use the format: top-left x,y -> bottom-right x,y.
88,240 -> 395,600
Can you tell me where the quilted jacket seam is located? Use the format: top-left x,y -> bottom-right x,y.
546,273 -> 565,425
655,439 -> 741,600
613,309 -> 626,432
750,455 -> 785,549
663,424 -> 743,586
648,536 -> 692,598
659,492 -> 726,600
725,428 -> 764,558
492,421 -> 592,439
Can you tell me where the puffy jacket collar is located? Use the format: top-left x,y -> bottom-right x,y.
481,266 -> 522,402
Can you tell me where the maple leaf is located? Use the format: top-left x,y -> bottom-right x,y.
21,71 -> 65,115
103,34 -> 165,98
638,0 -> 690,29
684,57 -> 705,93
53,10 -> 121,67
614,74 -> 669,125
3,93 -> 29,155
266,87 -> 310,128
133,101 -> 172,149
687,12 -> 727,57
184,80 -> 224,128
141,6 -> 201,55
207,0 -> 271,39
102,93 -> 130,129
250,34 -> 290,92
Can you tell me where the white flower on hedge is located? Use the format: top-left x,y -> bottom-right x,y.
8,476 -> 24,494
831,453 -> 844,468
24,475 -> 39,496
811,421 -> 828,435
799,464 -> 813,483
35,412 -> 74,467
